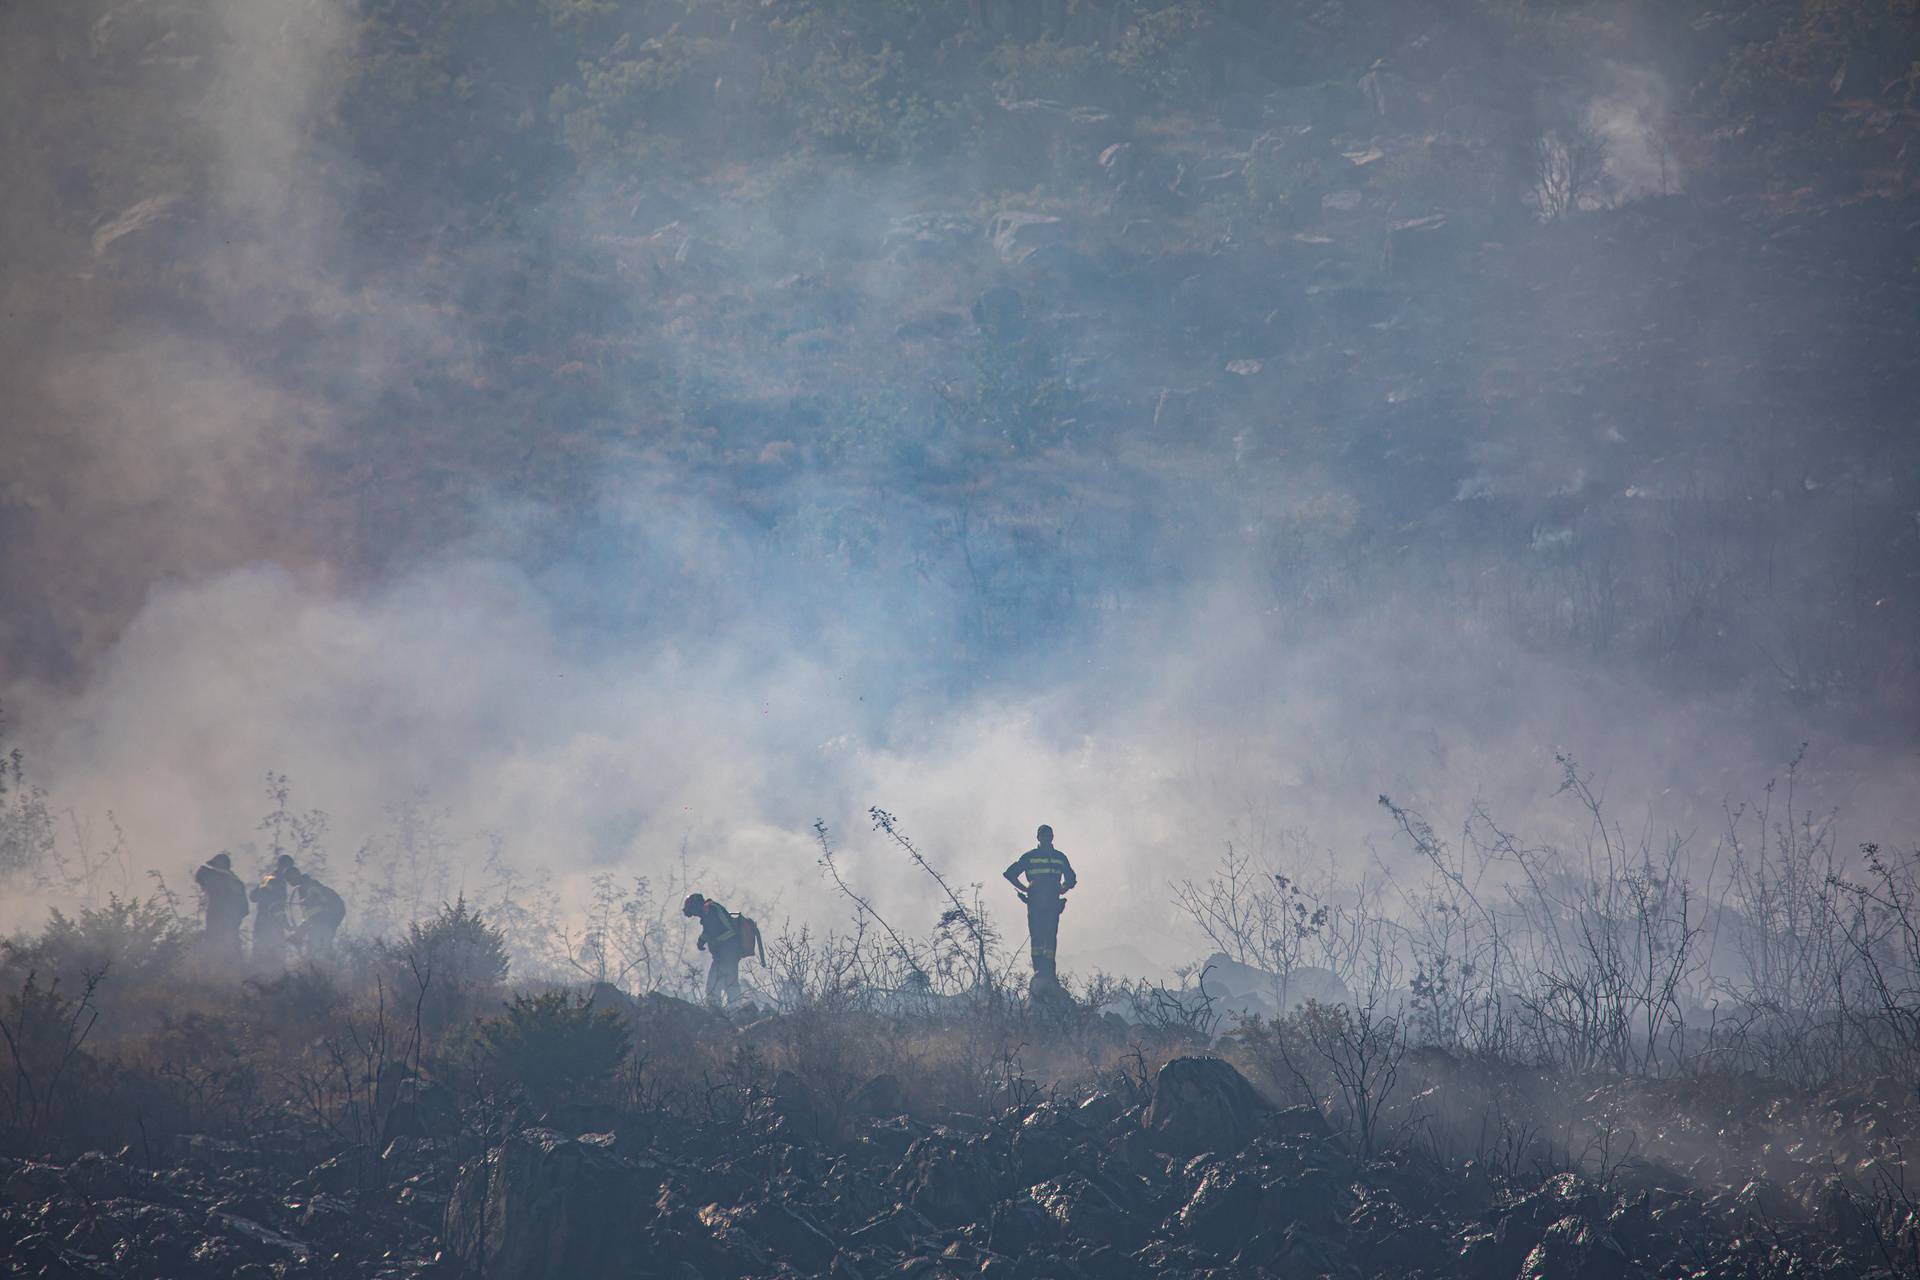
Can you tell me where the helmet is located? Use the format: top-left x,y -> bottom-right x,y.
681,893 -> 705,917
274,854 -> 297,874
208,852 -> 232,871
1036,824 -> 1053,843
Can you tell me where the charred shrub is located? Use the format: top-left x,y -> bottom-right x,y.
0,972 -> 101,1150
1234,999 -> 1408,1157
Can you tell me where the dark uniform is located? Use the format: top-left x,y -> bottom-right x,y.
1004,831 -> 1077,986
291,873 -> 346,960
250,872 -> 290,967
194,853 -> 249,957
694,899 -> 744,1006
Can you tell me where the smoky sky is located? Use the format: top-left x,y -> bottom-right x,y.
2,0 -> 1915,973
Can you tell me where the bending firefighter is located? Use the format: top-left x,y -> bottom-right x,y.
1005,824 -> 1076,988
683,893 -> 762,1008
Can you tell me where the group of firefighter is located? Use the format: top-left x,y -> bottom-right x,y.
194,824 -> 1077,1004
193,852 -> 347,967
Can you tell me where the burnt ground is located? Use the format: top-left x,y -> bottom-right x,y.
3,993 -> 1914,1280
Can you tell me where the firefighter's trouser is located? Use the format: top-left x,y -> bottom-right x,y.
1027,896 -> 1063,985
706,947 -> 743,1006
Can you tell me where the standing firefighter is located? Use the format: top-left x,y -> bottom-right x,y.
1005,824 -> 1076,988
194,852 -> 249,957
250,855 -> 294,968
682,893 -> 760,1008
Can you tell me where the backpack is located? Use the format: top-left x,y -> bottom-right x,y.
734,914 -> 764,964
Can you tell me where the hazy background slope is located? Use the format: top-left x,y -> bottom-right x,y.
2,0 -> 1916,969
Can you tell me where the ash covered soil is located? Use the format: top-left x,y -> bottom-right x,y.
4,993 -> 1912,1280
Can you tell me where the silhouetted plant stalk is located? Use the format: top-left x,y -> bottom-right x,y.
813,819 -> 925,988
868,806 -> 998,999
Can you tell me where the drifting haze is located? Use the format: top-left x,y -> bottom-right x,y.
3,0 -> 1916,973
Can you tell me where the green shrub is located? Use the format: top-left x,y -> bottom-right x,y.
991,38 -> 1117,106
554,32 -> 721,167
471,991 -> 630,1108
5,897 -> 187,991
390,897 -> 511,1032
763,42 -> 944,162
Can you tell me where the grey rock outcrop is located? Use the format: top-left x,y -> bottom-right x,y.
444,1129 -> 657,1280
1142,1055 -> 1272,1155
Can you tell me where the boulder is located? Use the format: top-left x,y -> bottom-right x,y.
986,1196 -> 1058,1254
1519,1215 -> 1630,1280
1142,1057 -> 1271,1156
586,980 -> 640,1014
444,1129 -> 657,1280
1075,1091 -> 1125,1131
1178,1164 -> 1265,1252
631,991 -> 732,1042
1013,1105 -> 1081,1181
701,1199 -> 837,1271
1027,1175 -> 1141,1246
897,1137 -> 993,1229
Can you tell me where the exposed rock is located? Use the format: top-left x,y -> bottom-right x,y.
1519,1214 -> 1631,1280
987,210 -> 1070,264
1142,1056 -> 1272,1155
1027,1174 -> 1141,1246
896,1136 -> 994,1228
1076,1091 -> 1125,1130
1265,1102 -> 1332,1142
586,980 -> 640,1014
1177,1162 -> 1264,1251
444,1129 -> 657,1280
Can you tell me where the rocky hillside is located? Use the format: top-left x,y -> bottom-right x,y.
2,992 -> 1914,1280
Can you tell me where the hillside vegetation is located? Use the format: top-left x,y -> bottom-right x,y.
3,0 -> 1916,727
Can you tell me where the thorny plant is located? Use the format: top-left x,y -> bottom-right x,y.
869,807 -> 1000,998
561,873 -> 674,990
814,820 -> 926,989
0,714 -> 55,886
0,971 -> 102,1147
293,959 -> 430,1159
1168,751 -> 1920,1093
